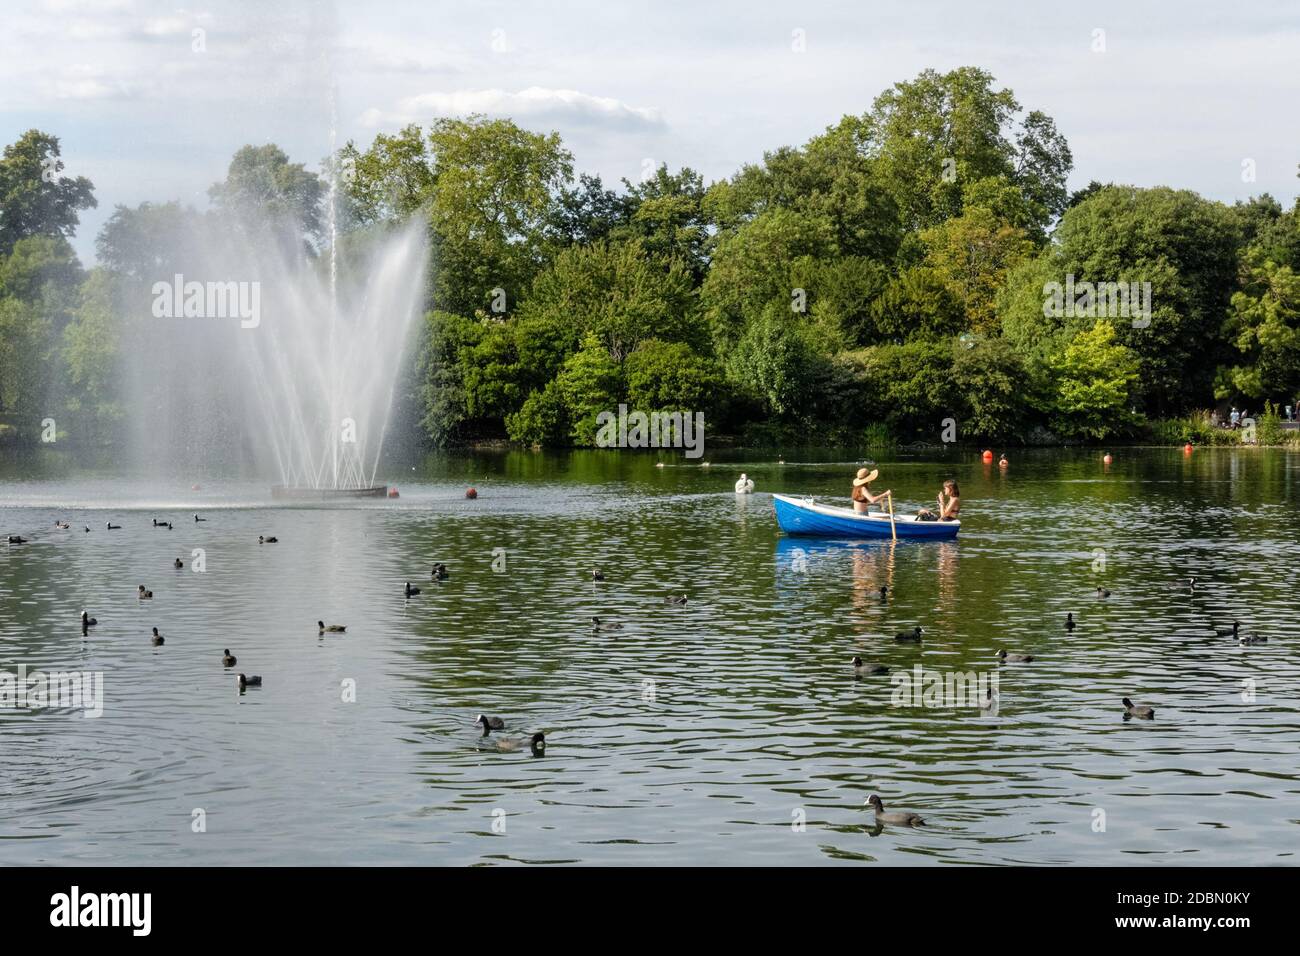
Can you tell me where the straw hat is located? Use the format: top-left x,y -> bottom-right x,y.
853,468 -> 879,487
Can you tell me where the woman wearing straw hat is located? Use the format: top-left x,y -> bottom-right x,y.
850,468 -> 891,514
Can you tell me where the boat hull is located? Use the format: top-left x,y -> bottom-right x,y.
270,485 -> 389,500
772,493 -> 959,540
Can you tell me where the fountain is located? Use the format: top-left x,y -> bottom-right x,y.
261,220 -> 428,499
120,207 -> 429,496
117,57 -> 428,495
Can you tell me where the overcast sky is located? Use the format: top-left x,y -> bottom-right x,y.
4,0 -> 1299,263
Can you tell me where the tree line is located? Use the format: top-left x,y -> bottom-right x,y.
2,66 -> 1298,449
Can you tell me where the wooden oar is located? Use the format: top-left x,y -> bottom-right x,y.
887,490 -> 896,540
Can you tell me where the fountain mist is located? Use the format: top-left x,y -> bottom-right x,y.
121,216 -> 429,490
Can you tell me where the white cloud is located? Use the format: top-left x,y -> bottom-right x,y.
360,86 -> 664,130
48,63 -> 133,100
142,16 -> 191,37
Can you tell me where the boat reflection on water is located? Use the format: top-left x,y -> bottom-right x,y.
774,534 -> 961,624
774,535 -> 899,617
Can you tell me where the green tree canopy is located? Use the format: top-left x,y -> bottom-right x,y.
209,143 -> 325,254
1221,253 -> 1300,402
862,67 -> 1072,236
425,115 -> 574,317
0,130 -> 97,257
1001,185 -> 1241,415
1049,320 -> 1140,439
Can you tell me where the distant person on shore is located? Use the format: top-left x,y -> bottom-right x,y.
1230,408 -> 1240,429
851,468 -> 889,514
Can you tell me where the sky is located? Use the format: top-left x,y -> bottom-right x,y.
3,0 -> 1299,264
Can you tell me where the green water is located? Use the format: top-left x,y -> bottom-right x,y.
1,446 -> 1297,864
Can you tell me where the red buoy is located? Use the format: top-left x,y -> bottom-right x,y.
1183,443 -> 1194,455
388,487 -> 400,498
465,487 -> 478,499
982,449 -> 994,462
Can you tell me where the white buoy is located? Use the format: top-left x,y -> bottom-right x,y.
735,473 -> 754,494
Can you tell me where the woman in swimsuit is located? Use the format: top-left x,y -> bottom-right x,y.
851,468 -> 890,514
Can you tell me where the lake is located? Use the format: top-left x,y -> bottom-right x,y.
1,446 -> 1298,865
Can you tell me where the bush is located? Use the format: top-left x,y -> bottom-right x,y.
554,335 -> 622,445
1049,321 -> 1140,440
724,304 -> 829,418
1146,411 -> 1241,446
1257,401 -> 1285,446
950,336 -> 1031,440
624,339 -> 722,414
861,422 -> 895,448
506,381 -> 568,446
859,339 -> 954,438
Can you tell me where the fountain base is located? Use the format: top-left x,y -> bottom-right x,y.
270,485 -> 390,500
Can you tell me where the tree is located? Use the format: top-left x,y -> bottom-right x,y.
950,335 -> 1030,439
862,67 -> 1071,235
617,165 -> 709,280
0,234 -> 83,309
702,206 -> 836,351
1049,320 -> 1140,439
547,173 -> 630,247
505,379 -> 568,445
419,310 -> 483,445
0,296 -> 50,429
554,334 -> 622,444
520,239 -> 701,362
96,201 -> 205,282
336,124 -> 434,227
1001,185 -> 1241,415
62,268 -> 124,442
208,144 -> 325,252
868,266 -> 966,340
920,206 -> 1034,332
0,130 -> 97,257
705,121 -> 902,262
426,115 -> 573,317
1221,253 -> 1300,402
859,338 -> 954,436
624,339 -> 722,413
724,304 -> 828,418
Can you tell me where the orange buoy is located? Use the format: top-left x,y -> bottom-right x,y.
982,449 -> 994,462
388,487 -> 400,498
465,487 -> 478,499
1103,453 -> 1113,465
1183,443 -> 1194,454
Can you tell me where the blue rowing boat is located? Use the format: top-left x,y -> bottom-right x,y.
772,493 -> 960,540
